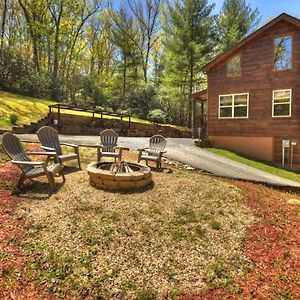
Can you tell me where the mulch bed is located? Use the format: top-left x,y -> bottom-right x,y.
0,146 -> 60,300
180,182 -> 300,299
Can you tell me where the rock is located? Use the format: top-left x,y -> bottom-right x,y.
106,269 -> 114,277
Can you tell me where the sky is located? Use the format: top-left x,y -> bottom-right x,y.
210,0 -> 300,22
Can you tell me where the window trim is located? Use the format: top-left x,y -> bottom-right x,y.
273,35 -> 293,72
218,93 -> 249,119
227,54 -> 242,78
272,89 -> 292,118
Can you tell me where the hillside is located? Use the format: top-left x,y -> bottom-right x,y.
0,91 -> 55,129
0,91 -> 155,129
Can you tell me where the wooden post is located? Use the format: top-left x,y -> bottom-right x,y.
128,116 -> 131,128
191,97 -> 196,139
57,104 -> 61,131
49,106 -> 52,114
101,112 -> 103,126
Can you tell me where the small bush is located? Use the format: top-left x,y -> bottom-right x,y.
147,109 -> 167,124
9,113 -> 19,125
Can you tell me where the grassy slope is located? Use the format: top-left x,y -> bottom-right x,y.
206,148 -> 300,183
0,91 -> 54,129
0,91 -> 152,129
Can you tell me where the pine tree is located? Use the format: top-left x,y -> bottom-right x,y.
217,0 -> 260,52
162,0 -> 215,127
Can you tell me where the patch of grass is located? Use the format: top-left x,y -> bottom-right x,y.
175,208 -> 198,224
204,261 -> 234,288
194,225 -> 206,237
122,278 -> 137,289
274,287 -> 293,300
206,148 -> 300,183
210,220 -> 222,230
171,227 -> 185,241
137,289 -> 156,300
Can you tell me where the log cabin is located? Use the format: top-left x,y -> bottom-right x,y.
192,13 -> 300,169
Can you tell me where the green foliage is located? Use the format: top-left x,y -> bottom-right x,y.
161,0 -> 215,125
0,0 -> 261,126
67,74 -> 106,109
0,48 -> 51,98
109,84 -> 158,119
216,0 -> 261,52
9,113 -> 19,125
147,109 -> 167,124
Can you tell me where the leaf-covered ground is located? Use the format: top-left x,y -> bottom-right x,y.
0,145 -> 299,299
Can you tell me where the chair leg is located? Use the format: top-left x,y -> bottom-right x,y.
45,171 -> 55,192
137,150 -> 142,163
17,173 -> 26,189
60,169 -> 65,181
97,148 -> 101,163
77,156 -> 81,170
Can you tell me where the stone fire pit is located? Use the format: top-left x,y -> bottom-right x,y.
87,161 -> 152,190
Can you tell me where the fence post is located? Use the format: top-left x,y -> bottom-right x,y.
101,111 -> 103,127
128,115 -> 131,128
57,104 -> 61,131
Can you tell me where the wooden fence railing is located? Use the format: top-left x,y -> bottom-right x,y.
48,104 -> 131,128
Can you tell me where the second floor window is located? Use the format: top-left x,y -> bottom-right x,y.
274,36 -> 292,71
227,55 -> 241,77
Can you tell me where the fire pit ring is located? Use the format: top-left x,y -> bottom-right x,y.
87,161 -> 152,190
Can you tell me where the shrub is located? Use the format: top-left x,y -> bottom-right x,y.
147,109 -> 167,124
9,113 -> 19,125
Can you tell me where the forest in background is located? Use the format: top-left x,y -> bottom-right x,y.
0,0 -> 260,126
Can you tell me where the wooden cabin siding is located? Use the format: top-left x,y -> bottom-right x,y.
207,20 -> 300,168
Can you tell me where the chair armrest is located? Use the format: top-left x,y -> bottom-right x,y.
11,160 -> 45,166
137,147 -> 147,151
27,151 -> 57,156
116,146 -> 129,151
61,142 -> 78,148
41,145 -> 56,151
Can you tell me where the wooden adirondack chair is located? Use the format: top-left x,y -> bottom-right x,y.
98,129 -> 123,162
1,132 -> 64,192
37,126 -> 81,169
138,135 -> 167,169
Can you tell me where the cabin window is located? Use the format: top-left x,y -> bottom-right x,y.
227,55 -> 241,77
272,89 -> 291,117
274,36 -> 292,71
219,93 -> 248,119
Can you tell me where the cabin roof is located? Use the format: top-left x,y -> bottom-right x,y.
191,89 -> 207,102
203,13 -> 300,72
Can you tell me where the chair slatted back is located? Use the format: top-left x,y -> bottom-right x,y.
37,126 -> 62,155
148,135 -> 166,156
100,129 -> 118,152
1,132 -> 33,173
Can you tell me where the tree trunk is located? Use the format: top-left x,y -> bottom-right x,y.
0,0 -> 7,52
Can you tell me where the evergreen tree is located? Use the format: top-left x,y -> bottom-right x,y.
162,0 -> 215,127
217,0 -> 260,52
